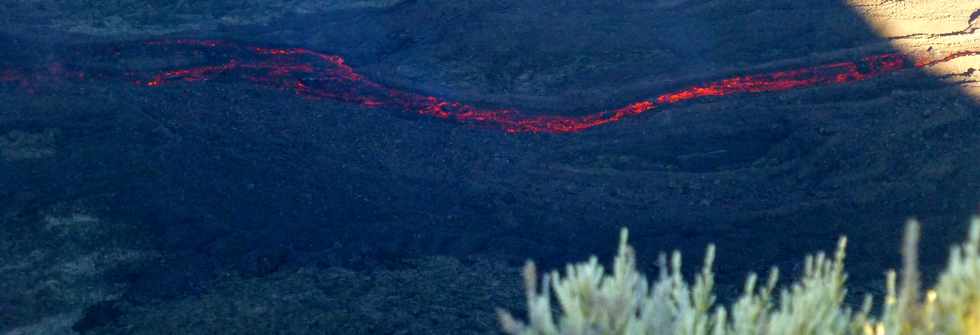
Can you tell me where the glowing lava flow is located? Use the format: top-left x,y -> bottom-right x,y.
3,39 -> 978,133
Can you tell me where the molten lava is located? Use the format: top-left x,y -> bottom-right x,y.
1,39 -> 976,134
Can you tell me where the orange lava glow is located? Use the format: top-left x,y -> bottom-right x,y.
1,39 -> 976,134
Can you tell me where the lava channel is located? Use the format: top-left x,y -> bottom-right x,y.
2,39 -> 977,134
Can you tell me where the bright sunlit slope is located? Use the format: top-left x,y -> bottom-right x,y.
849,0 -> 980,99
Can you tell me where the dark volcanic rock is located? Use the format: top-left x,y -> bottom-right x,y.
1,0 -> 978,333
72,300 -> 123,334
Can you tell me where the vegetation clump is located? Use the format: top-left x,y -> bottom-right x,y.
498,217 -> 980,335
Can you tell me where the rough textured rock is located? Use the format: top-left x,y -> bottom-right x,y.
0,205 -> 155,333
0,1 -> 978,334
0,129 -> 57,161
2,0 -> 409,37
94,257 -> 521,334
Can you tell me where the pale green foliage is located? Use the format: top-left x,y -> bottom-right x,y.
498,217 -> 980,335
901,217 -> 980,334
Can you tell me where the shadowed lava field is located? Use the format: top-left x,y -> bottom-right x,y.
1,1 -> 979,334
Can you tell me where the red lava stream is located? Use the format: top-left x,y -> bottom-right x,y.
2,39 -> 977,134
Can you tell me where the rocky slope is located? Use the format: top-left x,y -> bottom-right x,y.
1,1 -> 978,334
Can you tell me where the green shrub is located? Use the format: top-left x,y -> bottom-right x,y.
498,217 -> 980,335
